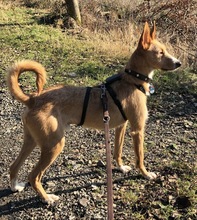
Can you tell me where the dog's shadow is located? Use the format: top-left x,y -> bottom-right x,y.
0,190 -> 42,216
0,169 -> 141,216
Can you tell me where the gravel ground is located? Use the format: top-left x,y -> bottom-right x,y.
0,74 -> 196,219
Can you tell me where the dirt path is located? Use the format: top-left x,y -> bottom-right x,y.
0,75 -> 196,219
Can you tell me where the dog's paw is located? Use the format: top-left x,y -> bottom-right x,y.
145,172 -> 157,180
44,194 -> 59,205
11,181 -> 26,192
119,165 -> 132,174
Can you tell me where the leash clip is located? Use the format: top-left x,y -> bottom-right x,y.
100,84 -> 110,123
103,115 -> 110,123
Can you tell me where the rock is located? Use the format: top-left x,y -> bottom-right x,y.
96,160 -> 105,168
91,184 -> 99,191
175,196 -> 192,209
46,181 -> 56,187
67,72 -> 77,78
79,198 -> 89,207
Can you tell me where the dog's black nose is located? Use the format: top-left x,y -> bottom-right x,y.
175,61 -> 181,68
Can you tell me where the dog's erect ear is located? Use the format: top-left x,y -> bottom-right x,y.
150,21 -> 156,40
138,22 -> 151,50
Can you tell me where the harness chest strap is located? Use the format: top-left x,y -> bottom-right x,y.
78,86 -> 92,126
105,83 -> 127,121
77,83 -> 127,127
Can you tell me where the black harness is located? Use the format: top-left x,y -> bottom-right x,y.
105,74 -> 127,121
78,86 -> 92,126
78,69 -> 151,126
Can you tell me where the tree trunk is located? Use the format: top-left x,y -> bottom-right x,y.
66,0 -> 81,25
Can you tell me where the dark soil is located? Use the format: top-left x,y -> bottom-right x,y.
0,74 -> 196,219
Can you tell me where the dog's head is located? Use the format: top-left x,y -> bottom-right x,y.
138,22 -> 181,71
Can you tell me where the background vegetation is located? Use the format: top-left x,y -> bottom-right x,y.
0,0 -> 196,89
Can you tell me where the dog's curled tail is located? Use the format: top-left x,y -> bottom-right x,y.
7,60 -> 47,107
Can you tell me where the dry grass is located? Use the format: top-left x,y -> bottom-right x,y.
47,0 -> 196,69
2,0 -> 196,69
79,0 -> 196,69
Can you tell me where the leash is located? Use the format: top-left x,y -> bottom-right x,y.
77,71 -> 153,219
100,84 -> 114,220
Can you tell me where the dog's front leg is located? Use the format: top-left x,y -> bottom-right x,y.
114,121 -> 131,173
131,130 -> 156,179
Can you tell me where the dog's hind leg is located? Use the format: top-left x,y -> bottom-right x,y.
10,126 -> 36,192
28,136 -> 65,205
114,122 -> 131,173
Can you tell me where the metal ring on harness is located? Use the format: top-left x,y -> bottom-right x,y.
103,115 -> 110,123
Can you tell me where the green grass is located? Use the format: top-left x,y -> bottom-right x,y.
1,5 -> 196,93
155,69 -> 197,94
0,6 -> 117,89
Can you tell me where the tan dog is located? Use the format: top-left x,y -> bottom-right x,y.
7,22 -> 181,204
